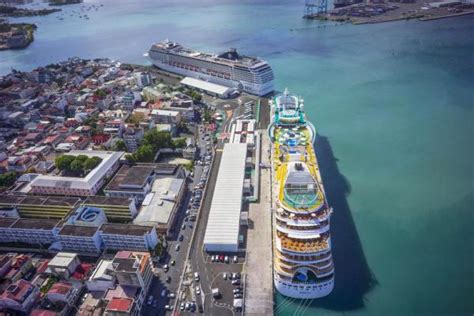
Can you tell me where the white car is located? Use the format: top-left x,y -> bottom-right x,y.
233,255 -> 238,263
180,302 -> 185,311
196,286 -> 201,295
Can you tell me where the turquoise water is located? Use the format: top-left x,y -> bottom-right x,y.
1,1 -> 473,315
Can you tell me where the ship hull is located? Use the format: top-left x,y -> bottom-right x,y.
274,273 -> 334,299
150,60 -> 273,97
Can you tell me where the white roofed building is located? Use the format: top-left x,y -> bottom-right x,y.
29,150 -> 123,197
203,143 -> 247,252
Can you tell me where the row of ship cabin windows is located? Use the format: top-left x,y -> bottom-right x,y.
277,280 -> 331,290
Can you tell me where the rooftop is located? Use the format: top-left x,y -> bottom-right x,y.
106,297 -> 133,313
48,252 -> 78,268
105,164 -> 154,192
83,195 -> 131,207
133,177 -> 184,226
59,225 -> 98,237
29,150 -> 123,191
100,223 -> 153,236
0,194 -> 81,207
11,218 -> 59,230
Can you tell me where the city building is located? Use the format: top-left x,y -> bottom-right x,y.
47,252 -> 80,279
0,279 -> 39,313
82,196 -> 138,222
100,224 -> 159,252
29,150 -> 123,196
134,72 -> 152,88
0,195 -> 81,219
133,177 -> 185,235
122,127 -> 144,152
46,281 -> 80,305
150,109 -> 181,125
58,225 -> 103,254
6,219 -> 60,246
86,259 -> 115,292
104,165 -> 155,203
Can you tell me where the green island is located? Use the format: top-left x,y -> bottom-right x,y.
0,22 -> 36,50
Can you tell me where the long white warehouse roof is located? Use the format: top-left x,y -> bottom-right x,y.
203,143 -> 247,252
181,77 -> 232,96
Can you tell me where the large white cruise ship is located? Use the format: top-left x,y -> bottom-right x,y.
269,89 -> 335,299
148,40 -> 274,96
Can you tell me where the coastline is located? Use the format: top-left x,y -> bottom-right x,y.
306,2 -> 474,25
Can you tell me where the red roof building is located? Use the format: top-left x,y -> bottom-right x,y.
105,297 -> 134,315
0,279 -> 39,312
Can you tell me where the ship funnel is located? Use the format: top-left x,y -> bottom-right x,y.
284,88 -> 289,96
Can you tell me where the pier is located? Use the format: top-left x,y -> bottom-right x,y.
244,129 -> 274,315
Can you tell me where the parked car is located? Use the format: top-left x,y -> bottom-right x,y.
163,264 -> 169,272
211,255 -> 216,262
233,288 -> 241,294
179,235 -> 184,242
180,302 -> 185,310
233,255 -> 238,263
194,272 -> 200,282
175,244 -> 180,251
165,304 -> 172,311
168,293 -> 176,299
196,286 -> 201,295
223,273 -> 228,280
234,293 -> 243,299
147,296 -> 153,305
231,279 -> 241,285
224,256 -> 229,263
170,260 -> 176,266
166,276 -> 171,283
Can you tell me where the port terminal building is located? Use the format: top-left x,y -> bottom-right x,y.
203,143 -> 248,252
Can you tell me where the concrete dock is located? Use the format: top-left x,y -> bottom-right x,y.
244,131 -> 274,316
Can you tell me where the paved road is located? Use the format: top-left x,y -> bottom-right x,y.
142,121 -> 213,316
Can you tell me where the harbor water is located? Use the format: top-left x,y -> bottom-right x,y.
1,1 -> 473,315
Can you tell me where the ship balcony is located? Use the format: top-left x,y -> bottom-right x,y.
276,255 -> 333,271
276,232 -> 330,254
275,219 -> 330,237
275,207 -> 331,223
274,258 -> 335,279
275,248 -> 332,265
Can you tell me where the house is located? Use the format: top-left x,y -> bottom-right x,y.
86,259 -> 115,292
46,282 -> 79,305
0,279 -> 39,313
47,252 -> 81,278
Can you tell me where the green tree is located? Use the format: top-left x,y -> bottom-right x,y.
83,157 -> 102,171
0,172 -> 17,187
113,139 -> 127,152
172,137 -> 187,149
134,144 -> 155,162
75,155 -> 88,163
70,159 -> 84,173
55,155 -> 75,171
143,130 -> 172,152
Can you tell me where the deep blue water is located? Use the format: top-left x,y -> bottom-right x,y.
1,1 -> 473,315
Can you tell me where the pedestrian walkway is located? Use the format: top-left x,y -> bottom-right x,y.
244,132 -> 274,316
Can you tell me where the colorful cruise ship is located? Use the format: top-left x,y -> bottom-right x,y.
269,89 -> 334,299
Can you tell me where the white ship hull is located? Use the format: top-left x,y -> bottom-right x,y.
274,273 -> 334,299
150,60 -> 273,96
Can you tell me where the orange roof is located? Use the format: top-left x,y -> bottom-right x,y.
107,297 -> 133,312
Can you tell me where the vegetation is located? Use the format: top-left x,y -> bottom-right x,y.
189,90 -> 202,103
172,137 -> 187,149
112,139 -> 127,152
184,161 -> 194,172
125,130 -> 174,163
0,172 -> 17,187
126,112 -> 145,126
94,88 -> 108,98
40,276 -> 59,294
55,154 -> 102,176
